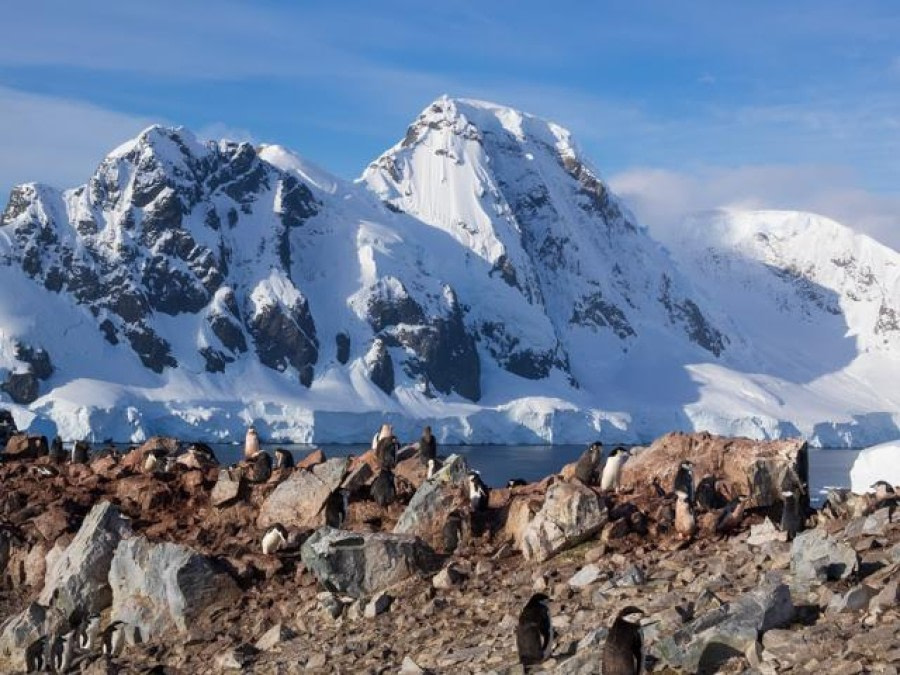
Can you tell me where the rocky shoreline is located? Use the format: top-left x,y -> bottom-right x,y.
0,430 -> 898,674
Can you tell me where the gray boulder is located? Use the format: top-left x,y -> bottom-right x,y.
38,501 -> 133,619
109,536 -> 240,640
791,529 -> 859,582
654,579 -> 794,673
393,454 -> 469,549
521,482 -> 608,562
0,602 -> 46,672
301,527 -> 438,598
211,468 -> 244,507
257,457 -> 348,529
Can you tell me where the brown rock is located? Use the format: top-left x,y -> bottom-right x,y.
297,448 -> 326,470
503,497 -> 542,551
90,453 -> 119,476
619,432 -> 808,508
120,436 -> 178,470
3,434 -> 47,459
32,506 -> 70,542
394,455 -> 427,490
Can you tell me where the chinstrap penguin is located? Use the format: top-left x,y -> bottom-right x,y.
274,447 -> 294,470
371,468 -> 396,507
674,490 -> 697,539
419,425 -> 437,461
101,621 -> 126,657
78,612 -> 102,651
50,630 -> 75,673
779,490 -> 802,540
602,606 -> 645,675
25,635 -> 47,673
244,427 -> 260,460
49,436 -> 66,463
70,441 -> 90,464
673,461 -> 694,504
600,447 -> 628,492
573,441 -> 603,485
516,593 -> 553,666
468,472 -> 489,512
248,450 -> 272,483
325,489 -> 349,528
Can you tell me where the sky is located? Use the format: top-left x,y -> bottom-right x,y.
1,1 -> 898,249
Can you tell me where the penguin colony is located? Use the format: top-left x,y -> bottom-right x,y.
16,425 -> 886,673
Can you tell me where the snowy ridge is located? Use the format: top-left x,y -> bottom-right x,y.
0,101 -> 897,446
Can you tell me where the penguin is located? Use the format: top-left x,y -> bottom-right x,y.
507,478 -> 528,488
244,427 -> 260,460
673,461 -> 694,504
419,425 -> 437,461
468,472 -> 489,512
442,510 -> 464,553
426,457 -> 443,480
695,475 -> 725,511
715,495 -> 748,536
674,490 -> 697,539
143,452 -> 160,473
101,621 -> 125,657
25,635 -> 47,673
602,606 -> 645,675
78,612 -> 102,651
600,447 -> 628,492
375,435 -> 398,470
261,524 -> 288,555
872,480 -> 896,503
574,441 -> 603,484
50,630 -> 75,673
779,490 -> 802,540
651,476 -> 667,498
324,489 -> 348,528
71,440 -> 90,464
273,447 -> 294,470
516,593 -> 553,666
371,468 -> 396,507
248,450 -> 272,483
49,436 -> 66,464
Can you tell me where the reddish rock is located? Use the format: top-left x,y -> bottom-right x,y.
297,449 -> 326,470
619,432 -> 808,509
90,453 -> 119,476
120,436 -> 178,470
180,470 -> 206,492
394,455 -> 427,491
32,506 -> 71,542
342,462 -> 374,494
348,449 -> 378,473
3,434 -> 48,460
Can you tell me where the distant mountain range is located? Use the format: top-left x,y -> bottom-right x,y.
1,96 -> 897,445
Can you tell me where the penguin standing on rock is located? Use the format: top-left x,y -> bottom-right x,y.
49,437 -> 66,464
324,489 -> 349,528
715,495 -> 748,536
674,490 -> 697,539
261,524 -> 288,555
50,631 -> 75,673
468,472 -> 489,512
25,636 -> 47,673
426,457 -> 443,480
244,427 -> 260,460
79,612 -> 102,651
600,447 -> 628,492
101,621 -> 125,657
274,447 -> 294,470
574,441 -> 603,484
779,490 -> 802,540
673,461 -> 694,504
371,468 -> 396,507
516,593 -> 553,666
419,425 -> 437,461
375,435 -> 399,470
602,606 -> 645,675
71,441 -> 90,464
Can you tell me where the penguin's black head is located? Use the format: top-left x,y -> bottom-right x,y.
681,460 -> 693,470
615,605 -> 645,624
271,523 -> 288,538
590,441 -> 603,451
527,593 -> 550,607
872,480 -> 895,492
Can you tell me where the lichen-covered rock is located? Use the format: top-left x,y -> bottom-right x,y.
620,432 -> 809,509
791,529 -> 859,582
0,602 -> 46,672
109,536 -> 240,639
521,482 -> 607,562
38,501 -> 133,620
257,457 -> 348,528
653,579 -> 794,672
393,454 -> 469,549
301,527 -> 439,598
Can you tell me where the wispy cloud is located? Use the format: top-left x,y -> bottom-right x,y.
609,164 -> 900,252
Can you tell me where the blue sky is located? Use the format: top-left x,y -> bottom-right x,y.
1,1 -> 898,247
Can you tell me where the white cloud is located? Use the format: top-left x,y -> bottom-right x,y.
609,164 -> 900,252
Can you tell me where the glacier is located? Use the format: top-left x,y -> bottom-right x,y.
0,97 -> 897,446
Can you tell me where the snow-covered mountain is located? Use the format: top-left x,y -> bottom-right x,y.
0,97 -> 897,446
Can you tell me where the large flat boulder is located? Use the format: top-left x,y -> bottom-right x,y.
37,501 -> 133,620
521,481 -> 607,562
257,457 -> 348,529
301,527 -> 438,598
653,579 -> 795,672
619,432 -> 808,508
109,536 -> 240,640
393,454 -> 469,549
791,529 -> 859,582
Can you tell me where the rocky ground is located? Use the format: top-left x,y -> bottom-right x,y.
0,431 -> 898,674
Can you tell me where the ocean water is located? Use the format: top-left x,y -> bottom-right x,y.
210,443 -> 862,505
